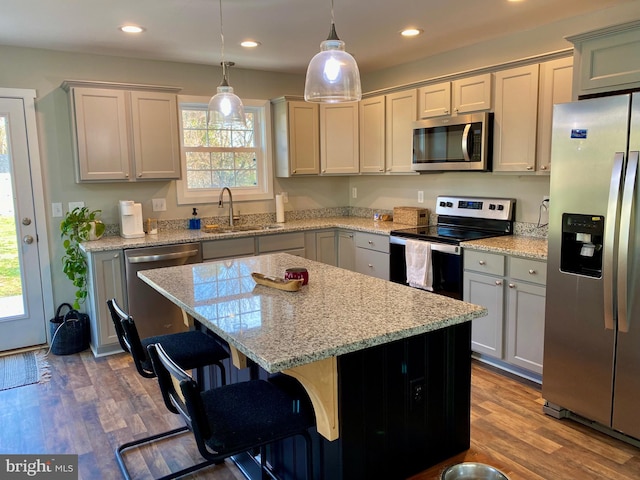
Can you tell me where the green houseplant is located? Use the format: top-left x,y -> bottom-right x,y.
60,207 -> 104,309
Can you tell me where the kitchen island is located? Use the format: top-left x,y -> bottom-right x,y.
138,253 -> 487,479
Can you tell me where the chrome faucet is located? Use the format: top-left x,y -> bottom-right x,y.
218,187 -> 234,227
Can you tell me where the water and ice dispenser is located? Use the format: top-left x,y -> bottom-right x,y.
560,213 -> 604,278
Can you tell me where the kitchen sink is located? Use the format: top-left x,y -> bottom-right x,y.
203,224 -> 284,234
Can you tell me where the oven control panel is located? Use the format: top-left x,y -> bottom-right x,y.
435,195 -> 515,220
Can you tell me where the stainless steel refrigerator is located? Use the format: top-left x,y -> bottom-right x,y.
543,92 -> 640,443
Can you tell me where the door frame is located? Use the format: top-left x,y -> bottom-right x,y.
1,88 -> 54,346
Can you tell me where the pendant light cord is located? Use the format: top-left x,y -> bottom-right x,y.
219,0 -> 227,82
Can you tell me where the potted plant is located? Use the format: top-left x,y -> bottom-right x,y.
60,207 -> 104,309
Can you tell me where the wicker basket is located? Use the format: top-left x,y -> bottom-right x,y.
393,207 -> 429,226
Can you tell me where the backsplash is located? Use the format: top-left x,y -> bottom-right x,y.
102,206 -> 547,238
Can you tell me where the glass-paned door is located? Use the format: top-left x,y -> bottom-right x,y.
0,97 -> 46,350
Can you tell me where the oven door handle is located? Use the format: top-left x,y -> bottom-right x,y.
389,236 -> 461,255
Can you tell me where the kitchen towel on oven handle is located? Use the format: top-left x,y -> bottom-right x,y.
405,239 -> 433,291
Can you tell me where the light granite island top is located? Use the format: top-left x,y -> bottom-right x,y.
137,253 -> 487,373
138,253 -> 485,479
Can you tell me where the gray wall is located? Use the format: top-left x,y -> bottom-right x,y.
1,1 -> 638,308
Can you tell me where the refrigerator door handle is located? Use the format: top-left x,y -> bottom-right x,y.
617,151 -> 639,333
604,152 -> 625,330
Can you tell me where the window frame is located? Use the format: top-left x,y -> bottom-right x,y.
176,95 -> 274,205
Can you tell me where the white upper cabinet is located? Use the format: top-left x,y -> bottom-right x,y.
130,91 -> 181,180
417,82 -> 451,118
320,103 -> 359,174
359,90 -> 417,174
492,65 -> 540,172
567,20 -> 640,98
273,97 -> 320,177
385,89 -> 417,173
536,57 -> 573,173
64,82 -> 181,182
359,95 -> 386,173
418,73 -> 492,118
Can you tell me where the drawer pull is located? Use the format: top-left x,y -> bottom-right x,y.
509,283 -> 516,289
368,264 -> 373,268
495,280 -> 502,286
478,260 -> 486,265
528,269 -> 536,275
368,240 -> 374,245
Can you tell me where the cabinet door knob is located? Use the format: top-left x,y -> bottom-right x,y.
368,264 -> 373,268
495,280 -> 502,286
509,283 -> 516,288
368,240 -> 373,245
540,165 -> 547,170
23,235 -> 34,245
526,166 -> 534,171
478,260 -> 486,265
528,269 -> 536,275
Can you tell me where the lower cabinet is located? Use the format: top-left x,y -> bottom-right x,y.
355,232 -> 389,280
86,249 -> 126,356
337,230 -> 355,271
202,237 -> 254,261
257,231 -> 306,257
463,249 -> 546,378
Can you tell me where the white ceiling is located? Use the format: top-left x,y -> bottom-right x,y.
0,0 -> 636,75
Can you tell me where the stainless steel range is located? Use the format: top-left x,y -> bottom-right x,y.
389,195 -> 515,299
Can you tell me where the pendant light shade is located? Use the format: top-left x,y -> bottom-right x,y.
208,0 -> 246,128
304,2 -> 361,103
209,62 -> 246,128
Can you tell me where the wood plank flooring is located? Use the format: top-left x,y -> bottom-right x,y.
1,350 -> 638,479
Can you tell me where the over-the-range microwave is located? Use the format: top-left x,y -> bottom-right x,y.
411,112 -> 493,172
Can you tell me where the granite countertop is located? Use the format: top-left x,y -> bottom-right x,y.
461,235 -> 548,260
137,253 -> 487,373
81,217 -> 398,253
82,215 -> 548,260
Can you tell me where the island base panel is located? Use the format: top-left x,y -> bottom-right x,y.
262,322 -> 472,480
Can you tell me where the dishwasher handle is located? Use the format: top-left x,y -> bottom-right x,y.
127,249 -> 200,264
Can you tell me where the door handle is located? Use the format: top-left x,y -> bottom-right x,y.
617,151 -> 638,333
604,152 -> 625,331
127,249 -> 199,264
461,123 -> 472,161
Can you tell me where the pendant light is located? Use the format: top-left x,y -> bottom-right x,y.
304,0 -> 361,103
208,0 -> 246,128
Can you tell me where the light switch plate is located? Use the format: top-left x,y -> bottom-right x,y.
68,201 -> 85,212
52,202 -> 63,218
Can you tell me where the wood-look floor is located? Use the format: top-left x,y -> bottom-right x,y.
1,350 -> 639,480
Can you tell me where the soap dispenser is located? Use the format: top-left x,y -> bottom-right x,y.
189,207 -> 201,230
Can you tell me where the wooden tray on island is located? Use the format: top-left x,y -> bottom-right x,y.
251,272 -> 303,292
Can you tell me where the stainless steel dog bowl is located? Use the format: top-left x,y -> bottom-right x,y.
442,462 -> 509,480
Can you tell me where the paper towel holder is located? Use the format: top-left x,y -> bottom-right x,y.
276,194 -> 285,223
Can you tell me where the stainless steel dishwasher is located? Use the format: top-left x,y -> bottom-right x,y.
124,243 -> 202,339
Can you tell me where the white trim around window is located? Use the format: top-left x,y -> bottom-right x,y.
176,95 -> 274,205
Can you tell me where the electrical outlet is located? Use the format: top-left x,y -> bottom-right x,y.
418,191 -> 424,203
68,201 -> 84,212
352,187 -> 357,199
52,202 -> 63,218
410,377 -> 425,409
152,198 -> 167,212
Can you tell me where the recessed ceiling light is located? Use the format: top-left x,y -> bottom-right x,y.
401,28 -> 423,37
119,25 -> 145,34
240,40 -> 261,48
